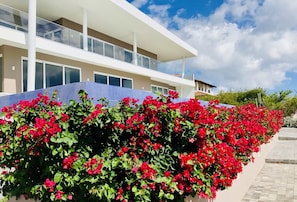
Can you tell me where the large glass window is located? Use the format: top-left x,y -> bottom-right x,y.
124,51 -> 133,63
104,43 -> 114,58
94,74 -> 107,84
65,67 -> 80,84
109,76 -> 120,87
22,59 -> 80,92
93,39 -> 104,55
45,64 -> 63,87
22,60 -> 43,91
142,57 -> 150,68
35,62 -> 44,89
122,78 -> 132,89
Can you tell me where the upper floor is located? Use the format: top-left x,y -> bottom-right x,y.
0,1 -> 197,73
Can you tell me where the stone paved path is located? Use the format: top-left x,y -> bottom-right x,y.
241,128 -> 297,202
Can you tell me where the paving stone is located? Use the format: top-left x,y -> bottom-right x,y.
241,128 -> 297,202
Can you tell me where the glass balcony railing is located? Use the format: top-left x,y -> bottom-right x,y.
0,4 -> 159,71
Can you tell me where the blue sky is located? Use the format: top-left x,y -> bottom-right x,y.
128,0 -> 297,95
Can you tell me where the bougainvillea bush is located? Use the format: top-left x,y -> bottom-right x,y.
0,90 -> 283,202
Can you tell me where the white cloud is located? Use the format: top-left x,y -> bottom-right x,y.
129,0 -> 149,9
151,0 -> 297,91
147,4 -> 172,28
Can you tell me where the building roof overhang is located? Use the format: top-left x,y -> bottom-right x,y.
195,79 -> 216,88
1,0 -> 197,62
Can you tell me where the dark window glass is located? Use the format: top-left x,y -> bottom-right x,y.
157,87 -> 163,93
109,76 -> 120,86
163,88 -> 168,95
124,51 -> 133,63
45,63 -> 62,87
93,40 -> 103,55
152,86 -> 157,93
65,67 -> 80,84
23,60 -> 28,92
122,78 -> 132,89
142,57 -> 150,68
87,38 -> 93,52
104,43 -> 114,58
35,62 -> 43,89
94,74 -> 107,84
23,60 -> 43,91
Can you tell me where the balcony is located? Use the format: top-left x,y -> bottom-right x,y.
0,4 -> 160,71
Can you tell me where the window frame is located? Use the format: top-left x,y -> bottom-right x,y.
22,57 -> 81,92
94,72 -> 133,89
151,84 -> 169,95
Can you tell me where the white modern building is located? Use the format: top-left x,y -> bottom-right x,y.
0,0 -> 197,98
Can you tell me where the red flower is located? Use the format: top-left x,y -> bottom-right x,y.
85,158 -> 103,176
61,113 -> 69,122
164,171 -> 171,177
67,194 -> 73,200
168,90 -> 179,99
62,153 -> 79,170
139,162 -> 156,179
55,190 -> 64,200
44,178 -> 55,192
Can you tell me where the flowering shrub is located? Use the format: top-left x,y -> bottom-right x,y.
0,90 -> 283,201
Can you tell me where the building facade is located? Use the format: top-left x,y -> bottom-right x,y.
0,0 -> 197,98
194,79 -> 216,96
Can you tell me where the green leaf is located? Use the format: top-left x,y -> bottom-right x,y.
54,173 -> 62,183
132,186 -> 137,193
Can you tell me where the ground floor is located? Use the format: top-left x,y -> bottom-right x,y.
0,45 -> 175,95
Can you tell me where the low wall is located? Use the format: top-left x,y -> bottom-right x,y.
213,133 -> 278,202
185,132 -> 279,202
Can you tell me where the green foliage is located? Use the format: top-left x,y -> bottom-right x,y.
197,88 -> 297,116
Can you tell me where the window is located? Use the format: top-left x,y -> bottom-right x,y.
45,63 -> 63,87
95,74 -> 107,84
124,51 -> 133,63
142,57 -> 150,68
22,59 -> 81,92
22,60 -> 44,91
93,39 -> 104,55
122,78 -> 132,89
109,76 -> 120,87
35,62 -> 44,89
94,73 -> 132,89
104,43 -> 114,58
65,67 -> 80,84
151,85 -> 169,95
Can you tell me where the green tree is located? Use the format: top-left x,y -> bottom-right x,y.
280,96 -> 297,117
197,89 -> 297,117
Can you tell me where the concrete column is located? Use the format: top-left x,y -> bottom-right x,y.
27,0 -> 36,91
181,57 -> 186,79
133,33 -> 137,65
83,8 -> 88,51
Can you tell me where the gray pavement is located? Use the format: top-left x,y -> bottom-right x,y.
241,127 -> 297,202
